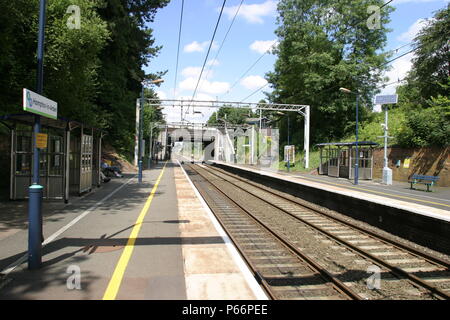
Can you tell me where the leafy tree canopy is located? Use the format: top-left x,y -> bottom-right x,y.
0,0 -> 169,157
266,0 -> 393,145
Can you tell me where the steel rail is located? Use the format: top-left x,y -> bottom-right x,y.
202,164 -> 450,300
185,167 -> 277,299
187,164 -> 362,300
207,164 -> 450,269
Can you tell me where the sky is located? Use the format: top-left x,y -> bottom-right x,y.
145,0 -> 449,123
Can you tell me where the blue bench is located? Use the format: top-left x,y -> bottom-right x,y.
409,174 -> 439,192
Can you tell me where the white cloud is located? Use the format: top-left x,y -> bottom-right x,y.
184,41 -> 218,53
179,77 -> 230,95
207,59 -> 220,66
156,90 -> 167,100
378,51 -> 415,98
240,75 -> 268,90
250,40 -> 279,54
392,0 -> 445,4
181,67 -> 202,78
182,66 -> 215,80
397,18 -> 429,42
184,41 -> 205,53
223,0 -> 277,24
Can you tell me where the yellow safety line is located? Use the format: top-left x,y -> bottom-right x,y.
288,174 -> 450,209
103,161 -> 168,300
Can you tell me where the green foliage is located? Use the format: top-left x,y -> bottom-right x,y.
267,0 -> 393,146
405,5 -> 450,101
396,94 -> 450,147
276,150 -> 321,173
207,106 -> 256,125
0,0 -> 169,158
343,107 -> 406,146
94,0 -> 168,155
390,5 -> 450,147
142,88 -> 165,140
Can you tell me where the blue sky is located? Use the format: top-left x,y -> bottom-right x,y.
145,0 -> 449,122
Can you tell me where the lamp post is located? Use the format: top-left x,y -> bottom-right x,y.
340,87 -> 360,185
139,79 -> 164,183
27,0 -> 47,270
275,112 -> 292,172
287,113 -> 290,172
148,122 -> 160,169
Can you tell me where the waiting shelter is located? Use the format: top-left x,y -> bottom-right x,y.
316,141 -> 378,180
0,114 -> 104,202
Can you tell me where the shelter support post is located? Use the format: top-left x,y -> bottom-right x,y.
97,131 -> 102,187
64,128 -> 70,203
10,129 -> 15,200
304,105 -> 310,169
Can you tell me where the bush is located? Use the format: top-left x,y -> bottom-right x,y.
397,96 -> 450,147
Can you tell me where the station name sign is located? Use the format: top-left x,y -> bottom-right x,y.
23,88 -> 58,119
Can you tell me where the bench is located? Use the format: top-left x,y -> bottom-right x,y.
409,174 -> 439,192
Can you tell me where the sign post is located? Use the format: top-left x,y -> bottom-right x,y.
375,94 -> 398,185
23,88 -> 57,270
284,145 -> 295,171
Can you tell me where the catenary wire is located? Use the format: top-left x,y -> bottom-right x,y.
173,0 -> 185,99
200,0 -> 245,92
188,0 -> 228,113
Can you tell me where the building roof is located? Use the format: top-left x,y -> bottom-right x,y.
245,117 -> 269,124
316,141 -> 379,147
0,113 -> 102,131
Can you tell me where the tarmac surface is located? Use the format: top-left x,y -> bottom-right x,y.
0,161 -> 263,300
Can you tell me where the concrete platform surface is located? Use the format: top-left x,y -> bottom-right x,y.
210,161 -> 450,222
0,161 -> 264,300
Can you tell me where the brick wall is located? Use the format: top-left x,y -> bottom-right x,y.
372,146 -> 450,187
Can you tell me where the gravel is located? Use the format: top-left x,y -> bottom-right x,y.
197,165 -> 450,300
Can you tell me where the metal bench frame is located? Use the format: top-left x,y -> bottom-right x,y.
409,174 -> 439,192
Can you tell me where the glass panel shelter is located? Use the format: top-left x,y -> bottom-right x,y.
317,142 -> 378,180
0,114 -> 103,203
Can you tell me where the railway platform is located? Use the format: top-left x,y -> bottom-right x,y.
208,160 -> 450,259
0,161 -> 265,300
210,161 -> 450,220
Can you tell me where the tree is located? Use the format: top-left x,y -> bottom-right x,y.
396,80 -> 450,147
266,0 -> 393,146
207,106 -> 256,125
393,5 -> 449,147
95,0 -> 169,155
403,5 -> 450,102
0,0 -> 169,159
0,0 -> 109,121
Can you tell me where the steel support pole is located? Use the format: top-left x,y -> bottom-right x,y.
138,87 -> 144,183
304,106 -> 310,169
134,99 -> 139,167
29,0 -> 47,270
384,106 -> 388,168
287,113 -> 290,172
354,95 -> 359,185
382,105 -> 393,185
259,109 -> 262,131
148,123 -> 153,169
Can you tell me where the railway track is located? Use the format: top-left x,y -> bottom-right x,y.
184,164 -> 361,300
185,163 -> 450,300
